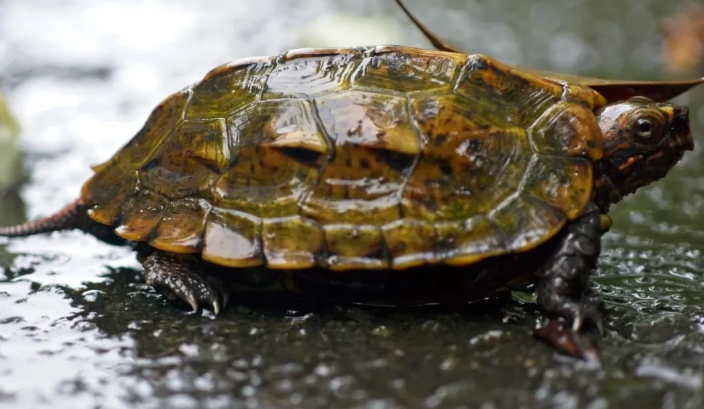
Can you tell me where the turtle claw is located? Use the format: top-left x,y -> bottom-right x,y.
186,293 -> 199,313
572,314 -> 584,333
535,302 -> 604,361
211,298 -> 222,316
221,292 -> 230,312
534,319 -> 600,364
143,250 -> 227,315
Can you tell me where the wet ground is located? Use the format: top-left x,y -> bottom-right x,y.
1,0 -> 704,408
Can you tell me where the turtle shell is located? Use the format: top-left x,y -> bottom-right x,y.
81,46 -> 606,271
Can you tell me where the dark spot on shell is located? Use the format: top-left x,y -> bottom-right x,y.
274,147 -> 322,167
190,156 -> 221,173
375,149 -> 415,173
439,160 -> 452,177
142,158 -> 159,171
360,158 -> 371,170
434,134 -> 449,147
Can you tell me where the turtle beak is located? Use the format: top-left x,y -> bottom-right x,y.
674,106 -> 694,151
663,105 -> 694,151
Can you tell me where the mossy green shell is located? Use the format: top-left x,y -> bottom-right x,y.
81,46 -> 607,271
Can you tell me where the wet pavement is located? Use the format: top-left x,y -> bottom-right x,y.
1,0 -> 704,408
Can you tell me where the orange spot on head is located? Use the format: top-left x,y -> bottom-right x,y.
606,141 -> 631,155
618,155 -> 642,170
647,151 -> 665,161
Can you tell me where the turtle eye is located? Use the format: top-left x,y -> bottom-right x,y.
634,118 -> 653,139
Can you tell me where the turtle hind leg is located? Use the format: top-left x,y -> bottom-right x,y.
143,250 -> 228,315
0,197 -> 126,246
533,202 -> 605,363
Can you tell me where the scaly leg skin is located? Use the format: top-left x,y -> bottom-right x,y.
0,197 -> 126,246
143,250 -> 227,315
0,198 -> 92,236
533,202 -> 605,363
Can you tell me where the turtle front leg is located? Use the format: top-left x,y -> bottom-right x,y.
143,250 -> 228,315
533,203 -> 604,362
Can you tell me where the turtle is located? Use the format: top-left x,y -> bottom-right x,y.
0,1 -> 702,362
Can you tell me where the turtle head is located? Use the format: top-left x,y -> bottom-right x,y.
594,96 -> 694,209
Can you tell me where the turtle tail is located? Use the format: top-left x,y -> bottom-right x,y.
0,197 -> 92,237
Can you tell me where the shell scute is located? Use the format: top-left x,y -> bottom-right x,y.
403,94 -> 531,221
114,189 -> 169,241
202,208 -> 263,267
522,155 -> 593,220
314,91 -> 419,154
83,160 -> 138,225
264,49 -> 363,99
560,81 -> 608,109
140,118 -> 229,200
115,89 -> 191,168
324,224 -> 388,270
455,55 -> 564,127
212,99 -> 327,217
300,90 -> 419,225
261,216 -> 325,269
185,57 -> 273,120
202,56 -> 273,82
352,46 -> 464,93
229,99 -> 329,153
528,101 -> 603,161
489,194 -> 567,252
149,198 -> 212,253
438,216 -> 507,266
382,219 -> 436,269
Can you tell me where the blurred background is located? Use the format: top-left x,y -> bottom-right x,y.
1,0 -> 704,408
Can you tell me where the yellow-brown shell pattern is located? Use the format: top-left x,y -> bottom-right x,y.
81,46 -> 605,271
